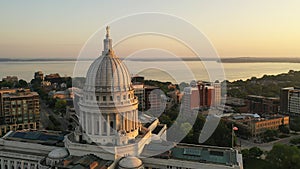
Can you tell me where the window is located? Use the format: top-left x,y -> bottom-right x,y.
117,96 -> 120,102
110,96 -> 113,101
96,96 -> 99,101
123,95 -> 126,100
103,96 -> 107,101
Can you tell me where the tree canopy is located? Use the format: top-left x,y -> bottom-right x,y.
267,144 -> 300,169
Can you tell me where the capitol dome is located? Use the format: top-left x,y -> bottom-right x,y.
79,26 -> 140,146
118,156 -> 143,169
48,148 -> 69,159
85,49 -> 132,92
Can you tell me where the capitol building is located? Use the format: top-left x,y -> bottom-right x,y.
0,27 -> 243,169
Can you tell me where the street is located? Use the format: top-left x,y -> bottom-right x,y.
238,134 -> 300,151
40,100 -> 69,131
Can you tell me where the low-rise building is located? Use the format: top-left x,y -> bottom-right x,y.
247,95 -> 280,114
226,114 -> 289,137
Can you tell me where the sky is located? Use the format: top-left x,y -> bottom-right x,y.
1,0 -> 300,59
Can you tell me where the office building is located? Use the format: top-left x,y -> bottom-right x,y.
247,95 -> 279,114
280,87 -> 300,114
0,89 -> 40,136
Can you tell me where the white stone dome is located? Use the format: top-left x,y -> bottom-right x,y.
118,156 -> 143,169
84,50 -> 132,92
48,148 -> 69,159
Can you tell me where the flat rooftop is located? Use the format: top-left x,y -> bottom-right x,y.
170,144 -> 237,165
2,130 -> 67,146
40,154 -> 113,169
143,143 -> 239,166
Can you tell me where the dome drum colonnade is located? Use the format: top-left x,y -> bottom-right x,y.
79,26 -> 140,146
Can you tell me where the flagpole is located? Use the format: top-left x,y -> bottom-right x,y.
232,123 -> 234,148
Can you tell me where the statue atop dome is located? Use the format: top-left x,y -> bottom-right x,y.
106,26 -> 110,38
103,25 -> 113,53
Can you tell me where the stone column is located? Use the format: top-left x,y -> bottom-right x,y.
99,114 -> 102,135
91,113 -> 95,135
85,112 -> 89,133
14,160 -> 17,169
0,158 -> 4,169
133,110 -> 136,129
122,113 -> 125,131
115,114 -> 119,131
21,161 -> 24,169
80,112 -> 83,130
128,112 -> 132,131
7,160 -> 11,169
126,112 -> 129,132
136,110 -> 139,129
131,111 -> 134,130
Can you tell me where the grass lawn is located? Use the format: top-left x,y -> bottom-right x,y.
243,158 -> 273,169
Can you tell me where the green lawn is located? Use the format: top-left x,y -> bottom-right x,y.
243,158 -> 273,169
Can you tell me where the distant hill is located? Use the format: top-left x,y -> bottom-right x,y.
220,57 -> 300,63
226,70 -> 300,98
1,57 -> 300,63
0,58 -> 76,62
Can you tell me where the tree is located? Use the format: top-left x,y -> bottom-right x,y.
267,144 -> 300,169
159,114 -> 172,127
18,79 -> 28,88
279,125 -> 290,134
263,130 -> 278,142
290,117 -> 300,132
290,137 -> 300,145
241,149 -> 250,159
204,120 -> 232,147
0,81 -> 13,88
249,147 -> 263,159
55,99 -> 67,115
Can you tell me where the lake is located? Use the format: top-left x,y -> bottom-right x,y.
0,60 -> 299,83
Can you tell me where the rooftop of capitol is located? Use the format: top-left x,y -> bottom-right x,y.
2,130 -> 68,147
142,143 -> 241,167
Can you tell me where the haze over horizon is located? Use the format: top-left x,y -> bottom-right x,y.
1,0 -> 300,59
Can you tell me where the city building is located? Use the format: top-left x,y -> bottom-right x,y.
0,89 -> 40,136
181,87 -> 199,110
224,97 -> 248,113
144,85 -> 167,115
132,76 -> 145,111
213,82 -> 221,106
179,81 -> 222,110
0,27 -> 243,169
131,75 -> 167,114
226,114 -> 289,137
280,87 -> 300,115
247,95 -> 280,114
